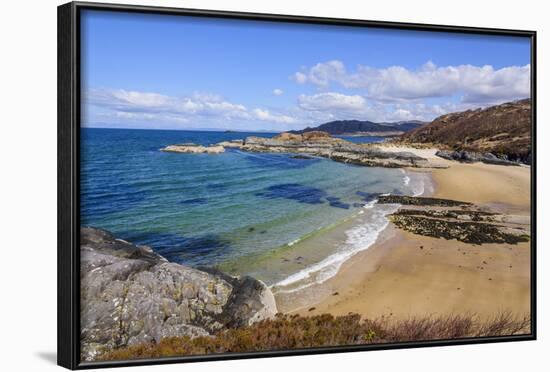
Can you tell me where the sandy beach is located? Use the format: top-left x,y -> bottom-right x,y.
279,147 -> 531,321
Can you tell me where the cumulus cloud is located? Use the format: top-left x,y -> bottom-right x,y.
298,92 -> 367,112
293,60 -> 346,88
294,91 -> 463,123
272,88 -> 284,96
85,88 -> 303,129
294,60 -> 530,104
253,108 -> 297,124
86,88 -> 249,118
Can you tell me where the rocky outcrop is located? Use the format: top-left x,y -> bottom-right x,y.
377,195 -> 530,245
272,131 -> 332,141
161,134 -> 447,168
217,139 -> 245,148
301,131 -> 332,141
80,227 -> 277,361
229,135 -> 443,168
273,132 -> 303,141
161,143 -> 225,154
435,150 -> 520,166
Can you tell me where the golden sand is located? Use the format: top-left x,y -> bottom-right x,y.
283,149 -> 531,321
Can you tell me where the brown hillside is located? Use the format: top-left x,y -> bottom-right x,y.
400,99 -> 531,162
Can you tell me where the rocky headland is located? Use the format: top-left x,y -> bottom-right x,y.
164,131 -> 445,169
399,99 -> 532,164
80,227 -> 277,361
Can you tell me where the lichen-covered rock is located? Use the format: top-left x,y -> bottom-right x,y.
80,227 -> 277,361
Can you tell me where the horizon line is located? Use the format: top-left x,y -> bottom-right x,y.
81,126 -> 281,133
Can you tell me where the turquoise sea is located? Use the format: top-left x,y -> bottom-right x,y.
81,128 -> 427,289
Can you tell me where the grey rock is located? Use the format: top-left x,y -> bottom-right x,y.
162,135 -> 446,168
80,227 -> 277,361
228,136 -> 439,168
160,144 -> 225,154
435,150 -> 520,166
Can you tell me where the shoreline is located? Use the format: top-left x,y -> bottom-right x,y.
268,168 -> 430,304
275,147 -> 531,320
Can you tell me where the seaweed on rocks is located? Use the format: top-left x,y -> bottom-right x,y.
393,208 -> 497,222
377,195 -> 529,244
387,205 -> 529,245
378,195 -> 471,207
389,213 -> 529,244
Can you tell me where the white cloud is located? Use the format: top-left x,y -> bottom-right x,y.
253,108 -> 297,124
294,60 -> 530,104
298,92 -> 367,112
294,91 -> 465,123
84,88 -> 306,129
293,60 -> 346,88
87,88 -> 249,117
293,72 -> 307,84
273,88 -> 284,96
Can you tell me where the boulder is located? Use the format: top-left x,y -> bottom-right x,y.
80,227 -> 277,361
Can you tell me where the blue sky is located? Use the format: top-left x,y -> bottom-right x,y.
82,9 -> 531,131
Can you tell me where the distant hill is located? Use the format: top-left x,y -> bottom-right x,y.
400,99 -> 531,163
291,120 -> 425,136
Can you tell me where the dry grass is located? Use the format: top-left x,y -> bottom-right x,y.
99,312 -> 530,361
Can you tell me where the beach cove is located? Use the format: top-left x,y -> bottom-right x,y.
81,127 -> 531,325
283,147 -> 531,322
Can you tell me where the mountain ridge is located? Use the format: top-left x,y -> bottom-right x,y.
290,119 -> 426,136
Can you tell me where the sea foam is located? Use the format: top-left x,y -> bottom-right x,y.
273,171 -> 427,294
273,202 -> 399,293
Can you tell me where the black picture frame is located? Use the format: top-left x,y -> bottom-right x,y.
58,1 -> 537,369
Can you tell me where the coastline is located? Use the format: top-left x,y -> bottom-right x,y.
276,147 -> 531,321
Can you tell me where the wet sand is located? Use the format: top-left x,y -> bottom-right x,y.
283,149 -> 531,321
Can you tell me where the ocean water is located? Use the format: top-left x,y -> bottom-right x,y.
81,128 -> 426,288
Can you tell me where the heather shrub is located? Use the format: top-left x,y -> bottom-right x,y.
100,312 -> 530,361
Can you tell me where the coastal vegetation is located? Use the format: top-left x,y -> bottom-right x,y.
100,312 -> 530,361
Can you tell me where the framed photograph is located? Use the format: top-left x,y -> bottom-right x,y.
58,1 -> 536,369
